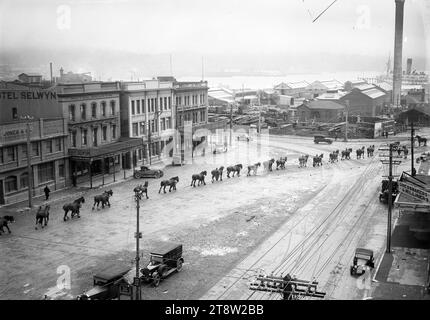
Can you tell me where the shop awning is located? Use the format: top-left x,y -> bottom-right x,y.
69,138 -> 143,161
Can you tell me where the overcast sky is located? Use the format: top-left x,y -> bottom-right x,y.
0,0 -> 428,59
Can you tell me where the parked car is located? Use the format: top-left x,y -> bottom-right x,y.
237,134 -> 250,142
77,264 -> 132,300
350,248 -> 375,276
314,135 -> 332,144
133,166 -> 164,179
140,242 -> 184,287
213,144 -> 227,154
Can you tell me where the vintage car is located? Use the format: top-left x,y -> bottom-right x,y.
313,135 -> 333,144
416,152 -> 430,163
77,264 -> 132,300
350,248 -> 375,276
237,134 -> 251,142
133,166 -> 164,179
140,242 -> 184,287
213,144 -> 227,154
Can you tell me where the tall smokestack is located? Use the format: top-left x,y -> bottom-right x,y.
393,0 -> 405,107
50,62 -> 53,83
406,58 -> 412,74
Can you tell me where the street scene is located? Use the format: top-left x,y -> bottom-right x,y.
1,0 -> 430,303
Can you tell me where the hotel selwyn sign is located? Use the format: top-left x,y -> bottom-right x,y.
398,181 -> 430,203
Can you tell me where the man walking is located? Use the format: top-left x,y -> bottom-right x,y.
44,185 -> 51,201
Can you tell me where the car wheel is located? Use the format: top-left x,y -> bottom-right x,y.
152,272 -> 161,287
176,259 -> 183,272
134,173 -> 139,179
155,172 -> 160,179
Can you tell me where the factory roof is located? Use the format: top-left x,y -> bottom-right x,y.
361,88 -> 386,99
300,100 -> 345,110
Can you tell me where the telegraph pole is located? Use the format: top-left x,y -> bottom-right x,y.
229,104 -> 233,146
387,143 -> 393,253
21,115 -> 34,208
411,122 -> 415,176
343,100 -> 349,142
133,190 -> 142,300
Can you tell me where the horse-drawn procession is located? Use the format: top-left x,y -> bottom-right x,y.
0,141 -> 387,236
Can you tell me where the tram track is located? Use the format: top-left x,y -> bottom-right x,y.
208,147 -> 382,300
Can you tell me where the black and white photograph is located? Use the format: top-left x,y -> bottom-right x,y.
0,0 -> 430,307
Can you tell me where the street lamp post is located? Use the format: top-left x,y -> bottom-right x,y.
133,189 -> 142,300
21,115 -> 34,208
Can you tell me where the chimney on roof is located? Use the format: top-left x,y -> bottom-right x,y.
50,62 -> 53,84
406,58 -> 412,75
392,0 -> 405,107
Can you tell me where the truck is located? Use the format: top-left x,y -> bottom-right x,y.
140,242 -> 184,287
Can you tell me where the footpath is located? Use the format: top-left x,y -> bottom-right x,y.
371,147 -> 430,300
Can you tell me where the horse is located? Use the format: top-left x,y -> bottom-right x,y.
312,154 -> 322,167
263,158 -> 275,172
63,196 -> 85,221
356,149 -> 364,159
299,155 -> 309,168
415,135 -> 427,146
159,176 -> 179,193
403,146 -> 409,159
191,171 -> 207,187
329,152 -> 338,163
0,216 -> 15,235
35,205 -> 50,230
247,162 -> 261,176
366,146 -> 375,157
276,157 -> 287,170
134,181 -> 149,199
211,166 -> 224,182
341,148 -> 352,160
226,164 -> 242,178
92,190 -> 113,210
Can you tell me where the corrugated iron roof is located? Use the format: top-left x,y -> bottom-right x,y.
361,88 -> 386,99
302,100 -> 345,110
354,83 -> 375,91
375,82 -> 392,92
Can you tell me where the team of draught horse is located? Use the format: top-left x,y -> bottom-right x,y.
0,135 -> 424,235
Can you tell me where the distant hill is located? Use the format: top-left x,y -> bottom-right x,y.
0,46 -> 427,81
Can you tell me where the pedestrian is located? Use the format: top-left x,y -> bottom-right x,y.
43,185 -> 50,201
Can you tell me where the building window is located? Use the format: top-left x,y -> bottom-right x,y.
167,117 -> 171,129
159,97 -> 163,110
110,100 -> 115,115
12,107 -> 18,119
80,104 -> 86,120
22,144 -> 28,157
131,100 -> 135,115
102,101 -> 107,117
59,162 -> 65,178
38,162 -> 54,183
142,99 -> 145,113
151,99 -> 155,112
82,129 -> 88,145
93,128 -> 98,146
46,140 -> 53,153
161,118 -> 166,131
56,138 -> 62,152
91,102 -> 97,118
164,97 -> 168,110
136,100 -> 141,114
0,148 -> 3,163
139,122 -> 145,135
70,131 -> 77,147
151,119 -> 155,133
20,173 -> 29,189
69,105 -> 75,121
112,125 -> 116,139
6,147 -> 15,162
132,123 -> 138,137
168,96 -> 171,109
102,126 -> 107,141
5,176 -> 17,193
